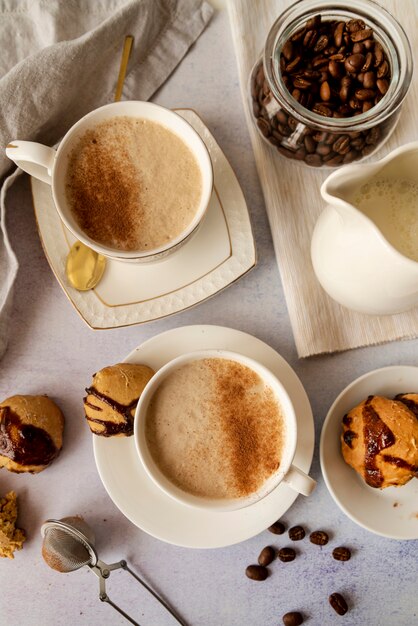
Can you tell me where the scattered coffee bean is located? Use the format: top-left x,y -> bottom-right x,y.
333,547 -> 351,561
258,546 -> 276,566
288,525 -> 305,541
309,530 -> 329,545
245,564 -> 268,581
277,548 -> 296,563
278,547 -> 296,562
282,611 -> 304,626
329,592 -> 348,615
268,520 -> 286,535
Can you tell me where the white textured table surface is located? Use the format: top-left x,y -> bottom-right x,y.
1,6 -> 417,626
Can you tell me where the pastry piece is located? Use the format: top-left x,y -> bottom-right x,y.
84,363 -> 155,437
341,395 -> 418,488
0,491 -> 26,558
0,395 -> 64,473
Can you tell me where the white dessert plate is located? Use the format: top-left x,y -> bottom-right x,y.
320,366 -> 418,540
93,325 -> 315,548
30,110 -> 256,329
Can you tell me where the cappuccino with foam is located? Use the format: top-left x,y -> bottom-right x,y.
145,357 -> 285,500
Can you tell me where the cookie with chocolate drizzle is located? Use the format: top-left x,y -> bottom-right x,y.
341,395 -> 418,488
0,395 -> 64,473
84,363 -> 155,437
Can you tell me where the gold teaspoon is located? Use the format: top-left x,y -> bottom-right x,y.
65,35 -> 134,291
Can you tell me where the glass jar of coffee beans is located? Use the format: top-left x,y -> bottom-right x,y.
249,0 -> 412,167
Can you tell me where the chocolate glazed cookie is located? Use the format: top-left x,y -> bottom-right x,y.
341,395 -> 418,488
84,363 -> 155,437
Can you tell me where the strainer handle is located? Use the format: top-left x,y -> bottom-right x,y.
94,559 -> 187,626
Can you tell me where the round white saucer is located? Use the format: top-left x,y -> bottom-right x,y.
320,365 -> 418,540
93,325 -> 315,548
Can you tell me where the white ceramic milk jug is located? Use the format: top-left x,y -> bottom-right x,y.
311,142 -> 418,315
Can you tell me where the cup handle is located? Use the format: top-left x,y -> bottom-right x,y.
283,464 -> 316,496
5,141 -> 55,185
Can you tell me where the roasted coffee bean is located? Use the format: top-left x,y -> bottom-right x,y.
350,28 -> 373,42
320,80 -> 331,101
328,59 -> 343,79
282,611 -> 304,626
278,547 -> 296,562
306,14 -> 321,30
362,51 -> 374,72
377,59 -> 389,78
313,131 -> 327,143
339,76 -> 352,102
277,110 -> 288,125
256,118 -> 271,137
329,593 -> 348,615
316,143 -> 331,156
288,525 -> 305,541
292,88 -> 301,102
304,135 -> 316,153
332,546 -> 351,561
334,22 -> 345,48
350,137 -> 365,150
362,143 -> 376,156
282,40 -> 294,61
303,29 -> 318,49
286,55 -> 302,72
343,149 -> 360,163
345,53 -> 365,73
293,77 -> 312,89
272,130 -> 284,142
305,154 -> 322,167
268,135 -> 281,147
363,38 -> 375,50
355,88 -> 376,101
245,565 -> 268,581
329,52 -> 345,61
278,123 -> 291,136
252,102 -> 260,117
349,97 -> 362,110
278,146 -> 298,159
309,530 -> 329,545
357,72 -> 364,83
347,19 -> 366,33
362,100 -> 374,113
295,146 -> 307,160
287,117 -> 298,132
352,42 -> 365,54
363,71 -> 376,88
313,103 -> 333,116
377,78 -> 389,94
314,34 -> 329,53
374,42 -> 384,67
258,546 -> 276,566
312,55 -> 329,69
325,154 -> 344,166
268,520 -> 286,535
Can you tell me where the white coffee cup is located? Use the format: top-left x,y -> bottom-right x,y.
5,101 -> 213,262
134,350 -> 316,512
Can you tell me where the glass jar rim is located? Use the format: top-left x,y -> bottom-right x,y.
263,0 -> 413,131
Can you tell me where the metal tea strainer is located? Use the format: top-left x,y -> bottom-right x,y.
41,516 -> 186,626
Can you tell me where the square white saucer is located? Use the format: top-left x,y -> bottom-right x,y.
30,109 -> 256,329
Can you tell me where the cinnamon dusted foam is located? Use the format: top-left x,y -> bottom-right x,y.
145,358 -> 285,500
65,116 -> 202,251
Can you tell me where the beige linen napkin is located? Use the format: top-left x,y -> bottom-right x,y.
227,0 -> 418,357
0,0 -> 213,358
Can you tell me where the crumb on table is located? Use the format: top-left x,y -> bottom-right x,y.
0,491 -> 26,559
